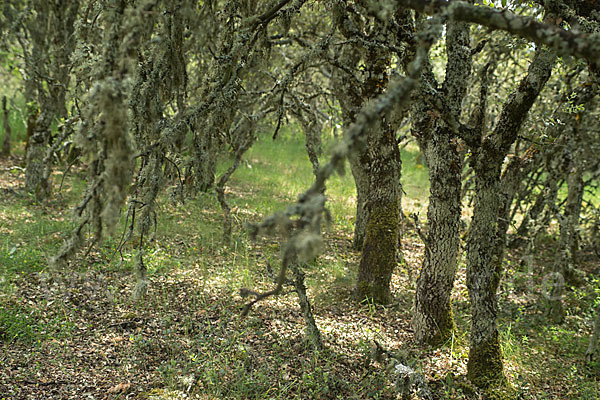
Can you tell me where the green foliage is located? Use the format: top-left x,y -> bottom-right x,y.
0,302 -> 39,344
1,127 -> 600,398
0,299 -> 76,345
480,0 -> 534,8
1,1 -> 600,398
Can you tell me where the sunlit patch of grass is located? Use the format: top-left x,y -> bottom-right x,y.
219,132 -> 429,238
400,141 -> 430,209
0,297 -> 77,345
0,203 -> 75,281
8,125 -> 600,399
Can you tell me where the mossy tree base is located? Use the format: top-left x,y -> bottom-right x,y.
467,334 -> 507,389
484,385 -> 518,400
356,202 -> 399,305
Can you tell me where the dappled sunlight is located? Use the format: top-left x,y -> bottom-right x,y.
2,1 -> 600,394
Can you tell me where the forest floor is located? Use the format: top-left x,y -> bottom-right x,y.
0,134 -> 599,400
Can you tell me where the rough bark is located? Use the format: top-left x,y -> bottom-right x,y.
356,120 -> 401,304
466,164 -> 507,387
331,4 -> 407,255
413,129 -> 462,344
1,96 -> 10,157
412,15 -> 470,345
25,110 -> 53,199
355,33 -> 402,304
466,44 -> 556,388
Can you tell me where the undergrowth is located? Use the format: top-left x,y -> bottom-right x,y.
0,132 -> 598,399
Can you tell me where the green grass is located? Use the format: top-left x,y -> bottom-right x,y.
225,132 -> 430,229
0,294 -> 78,345
1,126 -> 599,400
0,302 -> 40,344
0,203 -> 76,280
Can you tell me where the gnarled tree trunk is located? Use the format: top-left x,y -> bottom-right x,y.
466,44 -> 555,388
466,161 -> 506,387
412,15 -> 470,345
356,120 -> 401,304
413,129 -> 462,344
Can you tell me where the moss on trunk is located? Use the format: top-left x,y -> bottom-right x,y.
413,129 -> 462,345
466,333 -> 506,388
356,201 -> 399,304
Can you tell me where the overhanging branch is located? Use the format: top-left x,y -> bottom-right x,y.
396,0 -> 600,67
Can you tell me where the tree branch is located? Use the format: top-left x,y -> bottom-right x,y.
396,0 -> 600,67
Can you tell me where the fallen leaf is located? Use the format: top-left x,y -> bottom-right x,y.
107,383 -> 131,394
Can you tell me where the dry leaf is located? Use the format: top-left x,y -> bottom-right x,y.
107,382 -> 131,394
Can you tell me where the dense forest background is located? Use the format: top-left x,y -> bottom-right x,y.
1,0 -> 600,399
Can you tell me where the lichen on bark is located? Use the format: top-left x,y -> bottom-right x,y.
465,42 -> 556,387
410,12 -> 470,346
357,199 -> 400,304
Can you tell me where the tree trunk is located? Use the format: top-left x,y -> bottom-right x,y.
356,121 -> 401,304
1,97 -> 10,157
411,15 -> 470,345
465,164 -> 506,387
331,7 -> 403,302
348,147 -> 370,250
466,43 -> 555,387
25,110 -> 53,199
413,128 -> 462,344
